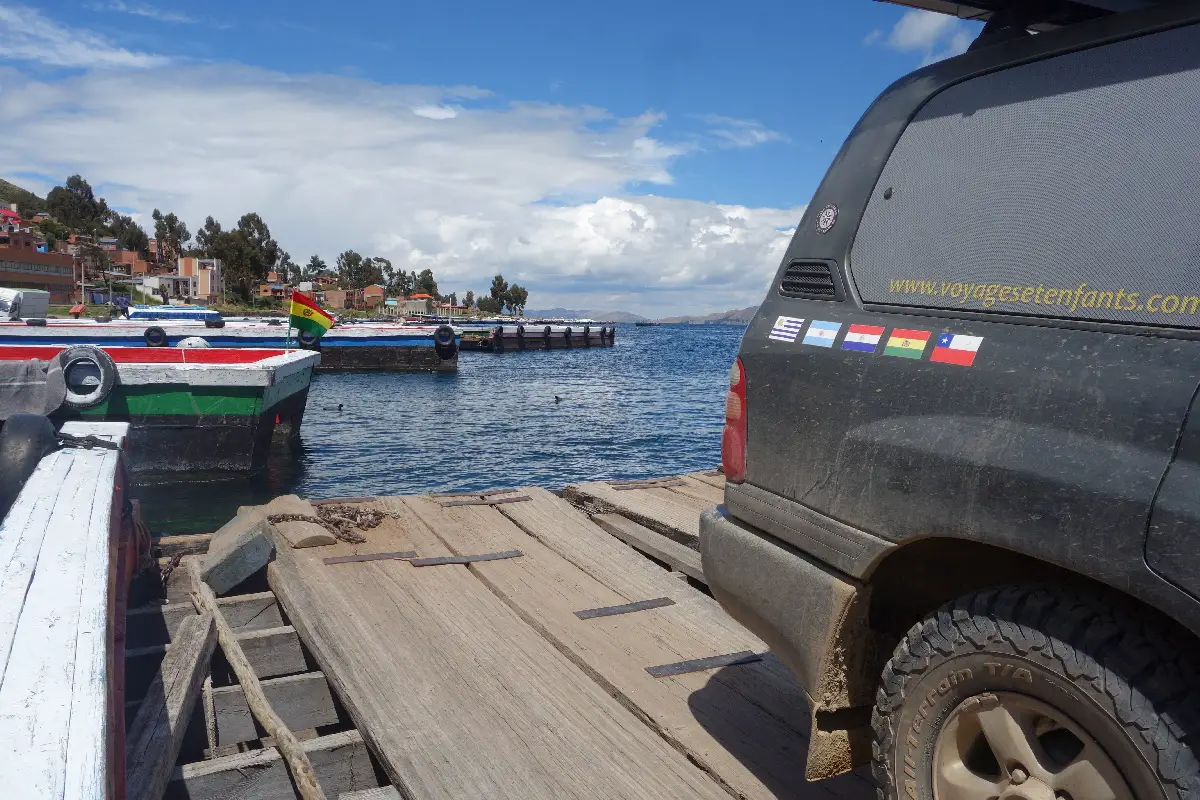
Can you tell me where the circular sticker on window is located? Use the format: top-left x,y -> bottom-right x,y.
815,204 -> 838,234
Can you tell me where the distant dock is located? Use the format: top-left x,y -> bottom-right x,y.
458,323 -> 616,352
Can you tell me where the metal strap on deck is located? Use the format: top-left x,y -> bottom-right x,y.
645,650 -> 763,678
410,549 -> 523,567
438,495 -> 532,507
700,470 -> 723,477
432,488 -> 519,500
610,480 -> 686,491
574,597 -> 675,620
323,551 -> 418,565
312,496 -> 378,506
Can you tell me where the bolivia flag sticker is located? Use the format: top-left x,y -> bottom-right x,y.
930,333 -> 983,367
883,329 -> 931,359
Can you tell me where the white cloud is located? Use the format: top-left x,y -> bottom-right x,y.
0,4 -> 165,68
866,9 -> 976,64
698,114 -> 787,149
90,1 -> 197,24
0,64 -> 800,315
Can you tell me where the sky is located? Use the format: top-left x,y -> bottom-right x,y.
0,1 -> 981,315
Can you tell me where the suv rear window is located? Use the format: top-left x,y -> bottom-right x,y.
850,24 -> 1200,328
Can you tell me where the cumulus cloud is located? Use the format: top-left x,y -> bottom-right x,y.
0,4 -> 166,68
867,9 -> 976,64
0,64 -> 801,315
90,1 -> 197,25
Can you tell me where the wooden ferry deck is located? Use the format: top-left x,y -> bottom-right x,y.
130,473 -> 875,799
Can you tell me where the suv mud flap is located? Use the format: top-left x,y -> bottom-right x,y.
700,505 -> 888,779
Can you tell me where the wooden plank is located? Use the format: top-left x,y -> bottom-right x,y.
236,625 -> 309,679
340,788 -> 401,800
267,503 -> 731,800
126,612 -> 218,800
563,480 -> 701,543
689,470 -> 727,490
162,556 -> 193,603
127,591 -> 283,648
592,513 -> 706,584
202,508 -> 275,595
0,447 -> 122,800
312,496 -> 378,506
210,671 -> 339,746
265,495 -> 337,549
665,475 -> 726,507
166,730 -> 376,800
407,494 -> 816,799
153,532 -> 213,557
437,495 -> 530,507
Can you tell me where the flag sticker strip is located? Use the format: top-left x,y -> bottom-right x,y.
841,324 -> 885,353
930,333 -> 983,366
883,328 -> 932,359
769,316 -> 805,342
802,320 -> 841,348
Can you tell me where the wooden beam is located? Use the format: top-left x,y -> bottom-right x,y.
209,672 -> 337,746
201,510 -> 275,595
126,590 -> 283,648
266,495 -> 337,549
153,533 -> 213,558
165,730 -> 376,800
126,612 -> 218,800
187,559 -> 328,800
339,788 -> 401,800
128,625 -> 307,684
591,514 -> 706,584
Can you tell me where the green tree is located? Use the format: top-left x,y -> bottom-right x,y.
488,274 -> 509,310
304,255 -> 327,280
477,296 -> 502,314
107,211 -> 149,253
152,209 -> 191,265
447,292 -> 457,307
415,268 -> 438,298
505,284 -> 529,315
46,175 -> 109,232
196,213 -> 281,299
0,178 -> 48,216
337,250 -> 380,289
277,250 -> 301,285
463,290 -> 475,309
35,218 -> 69,251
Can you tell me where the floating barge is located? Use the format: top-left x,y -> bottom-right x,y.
125,471 -> 875,800
0,344 -> 319,473
458,323 -> 616,352
0,318 -> 459,372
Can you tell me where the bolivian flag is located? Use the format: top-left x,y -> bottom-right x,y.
289,291 -> 334,339
883,328 -> 931,359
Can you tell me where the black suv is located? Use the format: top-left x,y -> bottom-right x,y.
701,2 -> 1200,797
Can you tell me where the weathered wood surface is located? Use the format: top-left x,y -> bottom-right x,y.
563,477 -> 708,543
266,495 -> 338,548
0,444 -> 124,799
202,507 -> 275,594
126,612 -> 218,800
189,560 -> 328,800
127,590 -> 284,647
340,787 -> 401,800
592,513 -> 706,583
412,489 -> 858,799
210,671 -> 339,746
153,532 -> 213,557
689,469 -> 727,490
166,730 -> 376,800
129,624 -> 306,686
267,506 -> 732,800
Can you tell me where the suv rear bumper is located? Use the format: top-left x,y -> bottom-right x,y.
699,504 -> 863,701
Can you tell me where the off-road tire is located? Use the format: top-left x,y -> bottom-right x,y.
872,584 -> 1200,799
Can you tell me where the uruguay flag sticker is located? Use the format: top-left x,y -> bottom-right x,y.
769,316 -> 805,343
930,333 -> 983,366
802,320 -> 841,348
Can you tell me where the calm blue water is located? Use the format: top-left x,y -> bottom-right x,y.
136,324 -> 744,533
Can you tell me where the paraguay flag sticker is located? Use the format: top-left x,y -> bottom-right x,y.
802,320 -> 841,348
842,324 -> 885,353
930,333 -> 983,366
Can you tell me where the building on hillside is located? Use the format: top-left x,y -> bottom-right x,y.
321,288 -> 365,309
177,257 -> 224,304
98,237 -> 119,252
364,284 -> 386,308
257,271 -> 288,299
433,301 -> 469,318
113,249 -> 152,276
404,293 -> 435,315
141,274 -> 195,301
0,225 -> 75,303
32,211 -> 50,224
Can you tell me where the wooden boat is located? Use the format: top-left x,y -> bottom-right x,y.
0,421 -> 140,799
0,345 -> 320,473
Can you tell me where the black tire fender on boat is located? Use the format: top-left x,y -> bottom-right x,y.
144,326 -> 168,347
59,345 -> 118,410
543,325 -> 552,343
204,318 -> 225,329
434,325 -> 457,360
298,330 -> 320,349
490,325 -> 505,353
563,326 -> 573,348
24,318 -> 46,327
582,324 -> 591,347
95,316 -> 112,323
516,324 -> 526,351
0,414 -> 57,520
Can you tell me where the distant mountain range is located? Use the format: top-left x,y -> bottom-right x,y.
524,308 -> 649,323
655,306 -> 758,325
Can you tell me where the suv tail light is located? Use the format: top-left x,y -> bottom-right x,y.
721,357 -> 746,484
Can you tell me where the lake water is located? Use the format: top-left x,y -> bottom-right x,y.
135,323 -> 745,533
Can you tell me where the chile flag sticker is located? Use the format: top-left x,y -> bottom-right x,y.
930,333 -> 983,366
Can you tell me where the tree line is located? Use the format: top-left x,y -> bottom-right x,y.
23,174 -> 530,312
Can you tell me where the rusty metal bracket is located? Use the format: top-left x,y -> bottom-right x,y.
646,650 -> 762,678
323,551 -> 418,565
438,495 -> 531,507
574,597 -> 675,620
410,549 -> 523,567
